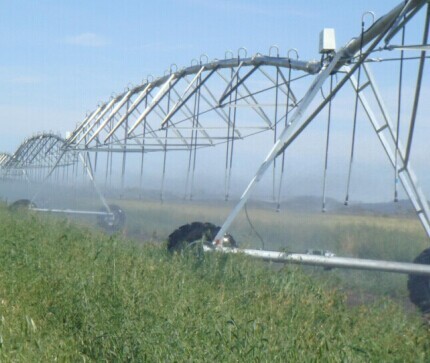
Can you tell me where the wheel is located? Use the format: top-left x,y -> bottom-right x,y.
167,221 -> 237,253
408,248 -> 430,313
9,199 -> 37,211
97,204 -> 126,233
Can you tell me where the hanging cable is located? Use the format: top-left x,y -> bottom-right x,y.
139,149 -> 144,200
272,47 -> 281,203
322,75 -> 334,212
394,14 -> 406,203
160,85 -> 171,203
244,203 -> 265,249
93,151 -> 98,173
344,18 -> 366,206
184,73 -> 199,199
275,60 -> 293,212
189,73 -> 202,201
272,66 -> 280,202
225,64 -> 239,201
120,100 -> 130,197
139,94 -> 149,200
104,139 -> 110,190
224,67 -> 234,201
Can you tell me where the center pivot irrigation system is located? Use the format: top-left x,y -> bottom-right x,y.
2,0 -> 430,310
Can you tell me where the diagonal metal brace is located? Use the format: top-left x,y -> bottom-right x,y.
128,74 -> 180,135
161,67 -> 217,127
218,64 -> 259,106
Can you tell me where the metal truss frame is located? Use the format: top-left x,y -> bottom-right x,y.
213,0 -> 430,251
0,133 -> 114,219
2,0 -> 430,277
66,55 -> 319,153
0,153 -> 11,168
1,133 -> 77,182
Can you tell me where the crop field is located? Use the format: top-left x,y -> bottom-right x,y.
2,0 -> 430,360
1,201 -> 430,361
113,198 -> 430,301
23,194 -> 430,302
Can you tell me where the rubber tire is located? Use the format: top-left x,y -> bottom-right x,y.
408,248 -> 430,313
97,204 -> 126,233
9,199 -> 37,211
167,221 -> 237,253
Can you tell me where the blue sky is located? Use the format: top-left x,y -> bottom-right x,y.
0,0 -> 406,151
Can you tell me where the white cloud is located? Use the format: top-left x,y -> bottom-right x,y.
65,33 -> 108,47
184,0 -> 314,18
10,75 -> 42,84
139,42 -> 194,53
0,66 -> 43,85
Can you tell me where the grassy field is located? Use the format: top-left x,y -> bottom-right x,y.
1,203 -> 430,361
19,194 -> 430,300
114,198 -> 429,300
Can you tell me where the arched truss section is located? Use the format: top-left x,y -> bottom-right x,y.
3,133 -> 77,178
67,55 -> 321,153
0,153 -> 11,168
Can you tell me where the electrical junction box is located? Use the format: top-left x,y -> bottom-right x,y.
319,28 -> 336,54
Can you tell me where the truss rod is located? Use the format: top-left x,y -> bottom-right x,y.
404,3 -> 430,167
17,138 -> 46,167
258,66 -> 297,104
104,83 -> 153,143
76,98 -> 117,145
240,80 -> 273,127
161,69 -> 218,134
86,90 -> 133,146
169,85 -> 212,145
28,137 -> 51,165
161,66 -> 207,127
13,138 -> 39,166
387,44 -> 430,51
44,139 -> 61,156
216,69 -> 272,127
128,74 -> 179,135
200,81 -> 243,139
218,64 -> 259,105
276,67 -> 298,106
68,106 -> 103,145
149,97 -> 190,148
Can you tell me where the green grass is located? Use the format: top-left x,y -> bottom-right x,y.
113,198 -> 429,300
0,204 -> 430,361
118,198 -> 427,255
37,196 -> 429,301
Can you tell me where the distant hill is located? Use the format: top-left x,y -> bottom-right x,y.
278,196 -> 415,217
104,186 -> 419,218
